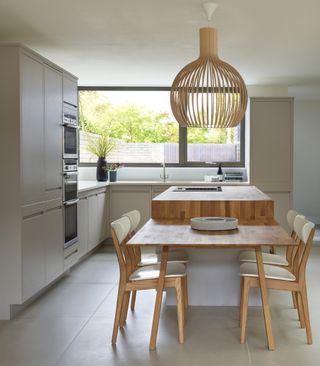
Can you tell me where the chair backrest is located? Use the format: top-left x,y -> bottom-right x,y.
122,210 -> 141,234
122,210 -> 142,266
286,210 -> 305,266
292,216 -> 315,282
287,210 -> 301,234
110,216 -> 132,281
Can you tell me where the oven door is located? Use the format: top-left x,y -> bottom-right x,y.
64,200 -> 78,249
63,171 -> 78,202
63,125 -> 78,159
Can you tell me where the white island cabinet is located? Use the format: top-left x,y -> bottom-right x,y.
0,44 -> 77,319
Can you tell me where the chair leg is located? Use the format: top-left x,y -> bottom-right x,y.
131,290 -> 137,311
291,291 -> 297,309
240,277 -> 250,344
296,292 -> 305,328
183,276 -> 188,309
239,277 -> 244,328
182,276 -> 188,326
176,279 -> 185,343
120,291 -> 130,328
112,284 -> 126,344
300,287 -> 312,344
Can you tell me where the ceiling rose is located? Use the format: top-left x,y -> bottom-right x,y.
170,2 -> 248,128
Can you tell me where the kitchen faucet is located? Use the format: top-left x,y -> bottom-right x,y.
160,162 -> 169,182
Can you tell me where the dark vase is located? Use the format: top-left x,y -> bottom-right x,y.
96,157 -> 108,181
109,170 -> 117,182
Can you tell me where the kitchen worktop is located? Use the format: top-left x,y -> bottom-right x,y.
153,185 -> 271,201
151,185 -> 274,221
78,180 -> 249,193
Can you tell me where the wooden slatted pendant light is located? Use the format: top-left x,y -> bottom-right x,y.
170,3 -> 248,128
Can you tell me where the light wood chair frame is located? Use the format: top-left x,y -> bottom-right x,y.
239,223 -> 315,345
111,222 -> 188,345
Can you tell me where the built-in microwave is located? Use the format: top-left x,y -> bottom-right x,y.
63,103 -> 78,159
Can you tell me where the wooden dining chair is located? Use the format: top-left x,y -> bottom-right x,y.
111,216 -> 188,345
122,210 -> 189,311
239,210 -> 305,310
239,210 -> 303,267
239,216 -> 315,345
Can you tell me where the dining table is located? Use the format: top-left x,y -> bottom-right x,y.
127,218 -> 297,351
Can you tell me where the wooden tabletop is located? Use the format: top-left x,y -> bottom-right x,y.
127,219 -> 296,248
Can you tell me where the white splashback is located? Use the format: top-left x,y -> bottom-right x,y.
79,166 -> 248,182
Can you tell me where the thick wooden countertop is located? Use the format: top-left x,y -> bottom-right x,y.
153,185 -> 271,201
151,185 -> 274,221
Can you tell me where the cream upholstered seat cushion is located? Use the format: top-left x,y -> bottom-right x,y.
240,262 -> 296,282
129,263 -> 186,281
239,250 -> 288,266
139,250 -> 189,266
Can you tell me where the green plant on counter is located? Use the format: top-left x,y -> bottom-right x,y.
86,133 -> 117,158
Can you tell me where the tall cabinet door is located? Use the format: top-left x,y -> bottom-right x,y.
44,65 -> 63,200
97,191 -> 108,242
78,196 -> 89,256
22,211 -> 46,301
250,98 -> 293,190
88,193 -> 99,250
20,53 -> 45,205
44,205 -> 64,283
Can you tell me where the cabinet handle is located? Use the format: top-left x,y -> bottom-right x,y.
64,199 -> 79,206
45,205 -> 62,213
23,210 -> 44,220
64,248 -> 79,260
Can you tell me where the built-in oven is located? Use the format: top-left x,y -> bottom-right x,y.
63,103 -> 79,159
63,171 -> 78,202
64,200 -> 78,249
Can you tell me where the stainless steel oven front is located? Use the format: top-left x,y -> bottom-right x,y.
64,200 -> 78,249
63,171 -> 78,202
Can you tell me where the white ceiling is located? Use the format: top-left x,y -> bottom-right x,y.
0,0 -> 320,89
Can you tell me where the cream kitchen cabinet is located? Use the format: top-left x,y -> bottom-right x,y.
63,73 -> 78,107
20,52 -> 45,205
78,196 -> 89,257
22,200 -> 64,301
110,186 -> 152,229
250,97 -> 293,232
97,191 -> 109,242
78,188 -> 109,257
0,44 -> 77,319
44,204 -> 64,283
44,64 -> 63,201
22,208 -> 46,301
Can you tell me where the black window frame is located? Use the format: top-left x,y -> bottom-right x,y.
78,86 -> 245,168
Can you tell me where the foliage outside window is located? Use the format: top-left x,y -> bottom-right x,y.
79,89 -> 244,166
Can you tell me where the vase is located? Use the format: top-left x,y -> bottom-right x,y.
96,157 -> 108,181
109,170 -> 117,182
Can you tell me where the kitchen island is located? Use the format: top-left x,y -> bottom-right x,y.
151,185 -> 277,306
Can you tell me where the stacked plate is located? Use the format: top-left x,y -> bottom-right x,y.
190,217 -> 238,231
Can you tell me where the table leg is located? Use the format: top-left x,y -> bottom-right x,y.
255,247 -> 275,350
149,245 -> 169,350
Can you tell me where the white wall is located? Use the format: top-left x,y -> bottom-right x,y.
293,100 -> 320,223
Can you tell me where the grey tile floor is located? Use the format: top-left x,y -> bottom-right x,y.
0,245 -> 319,366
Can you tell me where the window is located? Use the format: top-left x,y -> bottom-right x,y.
79,88 -> 245,166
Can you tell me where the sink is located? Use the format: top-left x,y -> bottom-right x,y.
173,186 -> 222,192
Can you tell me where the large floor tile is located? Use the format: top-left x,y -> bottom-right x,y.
56,307 -> 251,366
18,282 -> 114,319
0,317 -> 87,366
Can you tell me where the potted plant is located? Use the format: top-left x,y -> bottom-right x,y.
87,133 -> 117,181
108,162 -> 124,182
